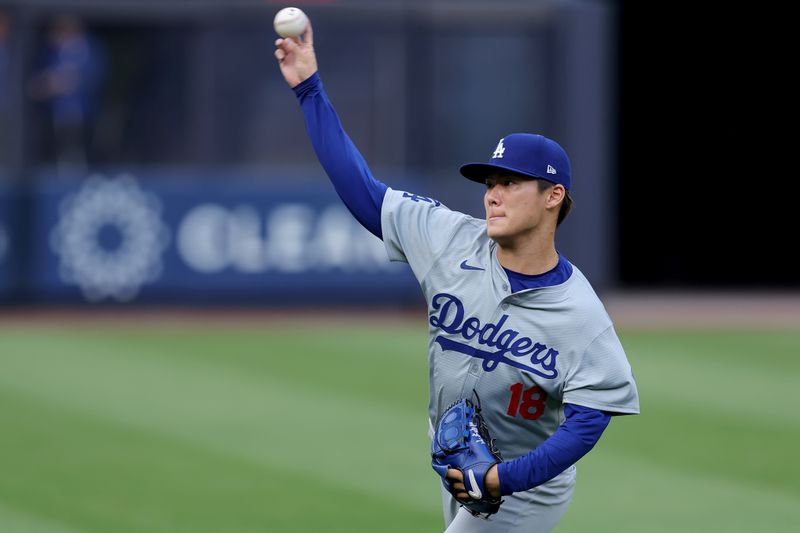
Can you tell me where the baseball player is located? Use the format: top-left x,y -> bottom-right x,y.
275,20 -> 639,533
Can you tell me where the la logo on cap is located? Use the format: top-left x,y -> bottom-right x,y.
492,139 -> 505,159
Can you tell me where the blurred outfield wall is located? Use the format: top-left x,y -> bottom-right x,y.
23,173 -> 418,305
0,0 -> 617,305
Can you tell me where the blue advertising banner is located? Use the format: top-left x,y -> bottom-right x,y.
0,183 -> 14,297
28,174 -> 420,305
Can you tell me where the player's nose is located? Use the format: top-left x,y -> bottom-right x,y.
485,186 -> 501,206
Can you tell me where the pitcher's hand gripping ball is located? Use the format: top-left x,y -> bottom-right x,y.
273,7 -> 309,38
432,396 -> 503,517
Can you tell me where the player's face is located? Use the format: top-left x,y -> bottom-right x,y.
483,175 -> 549,244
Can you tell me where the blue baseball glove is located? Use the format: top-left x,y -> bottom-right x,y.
431,395 -> 503,517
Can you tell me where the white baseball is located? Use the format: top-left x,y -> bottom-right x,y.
273,7 -> 309,38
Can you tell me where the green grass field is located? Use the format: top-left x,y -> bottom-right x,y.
1,318 -> 799,532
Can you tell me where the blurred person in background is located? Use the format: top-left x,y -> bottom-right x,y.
28,15 -> 105,172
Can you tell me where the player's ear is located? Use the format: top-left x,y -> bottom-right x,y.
545,184 -> 566,209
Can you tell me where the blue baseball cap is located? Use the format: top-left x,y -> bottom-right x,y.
460,133 -> 572,191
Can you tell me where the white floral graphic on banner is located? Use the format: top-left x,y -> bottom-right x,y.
51,175 -> 170,301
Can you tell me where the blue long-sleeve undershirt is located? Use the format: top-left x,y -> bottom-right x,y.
290,72 -> 610,496
497,404 -> 611,495
293,72 -> 387,238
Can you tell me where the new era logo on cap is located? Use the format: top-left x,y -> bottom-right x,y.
459,133 -> 572,191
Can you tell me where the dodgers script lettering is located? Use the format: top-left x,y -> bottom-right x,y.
429,293 -> 558,379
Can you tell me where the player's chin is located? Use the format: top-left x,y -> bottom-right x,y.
486,219 -> 508,239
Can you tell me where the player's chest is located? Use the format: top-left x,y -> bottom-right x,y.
426,289 -> 571,389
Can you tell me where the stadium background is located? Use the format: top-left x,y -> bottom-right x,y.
1,1 -> 797,532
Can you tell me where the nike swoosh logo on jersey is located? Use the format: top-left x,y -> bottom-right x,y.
467,469 -> 482,499
460,260 -> 485,271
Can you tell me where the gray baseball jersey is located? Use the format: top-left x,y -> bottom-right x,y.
381,187 -> 639,504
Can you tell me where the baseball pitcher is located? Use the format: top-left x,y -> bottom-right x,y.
274,18 -> 639,533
